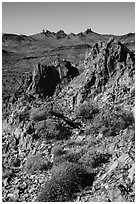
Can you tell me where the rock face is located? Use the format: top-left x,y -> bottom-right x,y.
26,60 -> 79,97
53,38 -> 134,115
27,63 -> 60,97
56,59 -> 79,82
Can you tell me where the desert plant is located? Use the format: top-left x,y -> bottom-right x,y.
79,150 -> 111,169
86,106 -> 134,137
75,101 -> 99,119
33,118 -> 71,140
37,162 -> 95,202
52,145 -> 85,166
29,102 -> 52,122
34,120 -> 47,138
24,153 -> 52,174
45,118 -> 71,140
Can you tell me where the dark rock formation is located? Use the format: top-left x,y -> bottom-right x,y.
54,59 -> 79,81
26,60 -> 79,98
61,59 -> 79,80
55,30 -> 68,39
27,63 -> 60,97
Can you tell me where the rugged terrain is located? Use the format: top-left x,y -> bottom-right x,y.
2,29 -> 135,202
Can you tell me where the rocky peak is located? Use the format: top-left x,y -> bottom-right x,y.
42,29 -> 55,37
55,30 -> 68,39
85,28 -> 93,34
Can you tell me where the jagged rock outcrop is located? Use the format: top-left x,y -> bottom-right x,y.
26,60 -> 79,97
55,30 -> 69,39
57,59 -> 79,81
53,38 -> 135,116
26,63 -> 60,97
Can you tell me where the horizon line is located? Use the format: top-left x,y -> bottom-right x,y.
2,28 -> 135,37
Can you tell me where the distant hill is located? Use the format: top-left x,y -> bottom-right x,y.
2,29 -> 135,50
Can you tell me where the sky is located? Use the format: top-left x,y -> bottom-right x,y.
2,2 -> 135,36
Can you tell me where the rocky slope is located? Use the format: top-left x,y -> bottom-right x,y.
2,35 -> 135,202
2,29 -> 135,97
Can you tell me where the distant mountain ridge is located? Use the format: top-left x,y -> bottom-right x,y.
2,28 -> 135,43
2,29 -> 135,57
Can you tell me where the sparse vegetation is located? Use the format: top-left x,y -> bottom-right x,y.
79,150 -> 111,169
53,145 -> 85,166
37,162 -> 95,202
45,118 -> 72,140
24,153 -> 52,174
84,105 -> 134,136
75,101 -> 99,119
34,118 -> 72,140
29,103 -> 52,122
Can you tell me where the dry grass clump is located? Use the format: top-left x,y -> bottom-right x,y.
37,162 -> 95,202
52,145 -> 85,166
33,118 -> 72,140
84,105 -> 134,137
75,101 -> 99,119
45,118 -> 71,140
24,153 -> 52,174
78,150 -> 111,169
29,102 -> 52,122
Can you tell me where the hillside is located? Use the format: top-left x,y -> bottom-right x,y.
2,30 -> 135,202
2,29 -> 135,98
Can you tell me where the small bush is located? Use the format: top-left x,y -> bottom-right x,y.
79,150 -> 111,169
75,101 -> 99,119
34,118 -> 71,140
45,119 -> 71,140
29,102 -> 52,122
53,146 -> 85,166
37,162 -> 95,202
86,106 -> 134,136
52,145 -> 68,157
24,153 -> 52,174
34,120 -> 49,139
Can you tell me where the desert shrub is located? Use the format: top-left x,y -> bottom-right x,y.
24,153 -> 52,174
34,120 -> 47,138
29,102 -> 52,122
33,118 -> 71,140
79,150 -> 111,169
75,101 -> 99,119
45,119 -> 71,140
37,162 -> 95,202
53,146 -> 85,166
86,106 -> 134,136
52,145 -> 68,157
65,139 -> 85,147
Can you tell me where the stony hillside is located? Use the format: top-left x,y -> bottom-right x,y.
2,29 -> 135,97
2,31 -> 135,202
